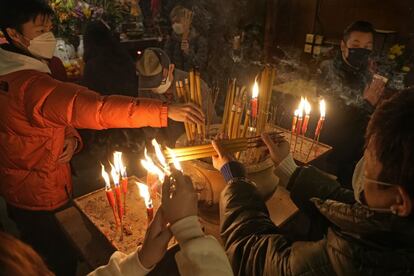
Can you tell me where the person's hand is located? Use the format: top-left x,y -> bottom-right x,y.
181,39 -> 190,54
162,170 -> 198,225
58,137 -> 77,163
363,76 -> 386,107
138,209 -> 172,269
261,133 -> 290,166
168,103 -> 205,125
211,135 -> 235,170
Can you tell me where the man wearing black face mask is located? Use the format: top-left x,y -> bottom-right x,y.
318,21 -> 386,187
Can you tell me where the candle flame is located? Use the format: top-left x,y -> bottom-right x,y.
136,182 -> 152,208
304,98 -> 311,115
101,164 -> 111,190
113,151 -> 126,177
320,99 -> 326,118
152,139 -> 168,169
297,98 -> 305,118
252,80 -> 259,99
294,109 -> 300,117
141,148 -> 165,182
110,163 -> 120,186
166,147 -> 182,171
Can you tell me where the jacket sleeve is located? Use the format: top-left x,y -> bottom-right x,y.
88,250 -> 151,276
24,74 -> 168,130
220,179 -> 334,275
287,166 -> 355,216
170,216 -> 233,276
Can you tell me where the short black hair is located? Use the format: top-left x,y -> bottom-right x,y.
0,0 -> 54,42
366,89 -> 414,198
343,21 -> 375,42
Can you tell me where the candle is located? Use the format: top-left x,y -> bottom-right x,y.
114,151 -> 128,213
314,99 -> 326,140
301,98 -> 311,135
137,182 -> 154,224
293,100 -> 304,154
251,81 -> 259,119
101,164 -> 118,225
111,164 -> 124,224
290,109 -> 299,152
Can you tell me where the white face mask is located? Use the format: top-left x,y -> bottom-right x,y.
152,76 -> 172,94
172,23 -> 184,35
26,32 -> 57,59
352,157 -> 396,213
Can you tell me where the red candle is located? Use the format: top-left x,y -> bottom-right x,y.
314,99 -> 326,140
301,98 -> 311,135
251,81 -> 259,118
137,182 -> 154,225
111,165 -> 124,223
102,164 -> 119,225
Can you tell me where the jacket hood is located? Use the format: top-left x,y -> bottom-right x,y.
0,47 -> 50,76
312,198 -> 414,247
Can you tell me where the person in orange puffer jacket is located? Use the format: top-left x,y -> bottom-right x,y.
0,1 -> 204,275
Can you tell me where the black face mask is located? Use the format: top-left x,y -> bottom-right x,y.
346,48 -> 372,70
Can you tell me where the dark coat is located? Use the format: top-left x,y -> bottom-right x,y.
318,54 -> 374,186
220,166 -> 414,276
164,29 -> 208,75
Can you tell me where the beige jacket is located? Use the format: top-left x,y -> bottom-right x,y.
89,216 -> 233,276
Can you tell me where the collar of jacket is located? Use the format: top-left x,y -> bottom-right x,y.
0,46 -> 51,75
311,197 -> 414,248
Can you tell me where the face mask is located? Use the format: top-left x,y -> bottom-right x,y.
172,23 -> 184,35
346,47 -> 372,70
352,157 -> 396,213
152,76 -> 172,94
26,32 -> 57,59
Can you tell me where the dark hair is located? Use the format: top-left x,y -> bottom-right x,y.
343,21 -> 375,42
0,232 -> 53,276
366,89 -> 414,198
0,0 -> 54,43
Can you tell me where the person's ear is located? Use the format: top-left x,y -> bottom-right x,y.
6,28 -> 27,47
391,186 -> 412,217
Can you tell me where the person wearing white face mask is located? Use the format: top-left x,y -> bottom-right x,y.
0,1 -> 206,275
212,89 -> 414,275
137,48 -> 218,147
164,5 -> 208,77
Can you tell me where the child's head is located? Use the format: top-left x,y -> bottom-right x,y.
0,0 -> 55,59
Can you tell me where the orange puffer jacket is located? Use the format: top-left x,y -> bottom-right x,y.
0,70 -> 167,211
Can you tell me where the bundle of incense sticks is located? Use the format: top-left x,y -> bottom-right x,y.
256,66 -> 277,135
175,68 -> 206,144
165,131 -> 284,162
221,79 -> 250,141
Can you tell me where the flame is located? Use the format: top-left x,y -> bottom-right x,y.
304,98 -> 311,115
113,151 -> 126,177
320,99 -> 326,118
101,164 -> 111,190
297,98 -> 305,118
294,109 -> 300,117
136,182 -> 152,208
152,139 -> 168,169
166,147 -> 182,171
110,163 -> 120,186
141,148 -> 165,182
252,80 -> 259,99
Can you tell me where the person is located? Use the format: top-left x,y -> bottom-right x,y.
0,171 -> 233,276
164,5 -> 208,76
137,47 -> 218,147
213,89 -> 414,275
318,21 -> 387,186
0,1 -> 204,275
80,20 -> 145,175
90,170 -> 233,276
0,231 -> 53,276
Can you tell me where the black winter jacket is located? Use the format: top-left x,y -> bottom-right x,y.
220,166 -> 414,276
